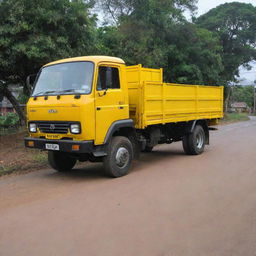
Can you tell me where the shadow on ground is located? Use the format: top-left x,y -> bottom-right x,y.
41,146 -> 187,181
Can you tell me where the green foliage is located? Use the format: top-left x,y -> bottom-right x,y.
196,2 -> 256,83
32,152 -> 48,165
0,112 -> 20,127
97,0 -> 224,85
17,93 -> 29,104
163,23 -> 223,85
98,0 -> 197,24
222,113 -> 250,123
0,0 -> 97,93
231,85 -> 254,107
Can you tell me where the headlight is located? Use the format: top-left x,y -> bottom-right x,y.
70,124 -> 81,134
29,123 -> 37,133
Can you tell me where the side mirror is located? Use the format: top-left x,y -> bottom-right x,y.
26,74 -> 37,91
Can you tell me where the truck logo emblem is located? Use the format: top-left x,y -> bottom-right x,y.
50,124 -> 55,130
48,109 -> 58,113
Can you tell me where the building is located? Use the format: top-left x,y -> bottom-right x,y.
0,86 -> 25,116
230,102 -> 250,113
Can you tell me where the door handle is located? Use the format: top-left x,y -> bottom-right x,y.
118,106 -> 124,110
96,107 -> 101,111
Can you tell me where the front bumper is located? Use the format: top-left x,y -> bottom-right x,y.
24,137 -> 95,153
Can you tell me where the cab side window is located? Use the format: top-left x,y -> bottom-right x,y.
97,67 -> 120,90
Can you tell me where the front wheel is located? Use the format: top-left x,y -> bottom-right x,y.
48,151 -> 76,172
103,136 -> 133,178
182,125 -> 206,155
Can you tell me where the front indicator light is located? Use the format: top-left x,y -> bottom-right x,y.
29,123 -> 37,133
28,141 -> 34,147
72,145 -> 80,151
70,124 -> 80,134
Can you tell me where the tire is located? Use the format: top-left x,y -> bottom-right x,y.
142,146 -> 154,153
48,151 -> 76,172
103,136 -> 133,178
182,125 -> 205,155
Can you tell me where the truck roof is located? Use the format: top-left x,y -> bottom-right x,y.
44,56 -> 125,67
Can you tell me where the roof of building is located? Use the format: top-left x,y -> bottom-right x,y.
44,56 -> 125,67
231,102 -> 248,108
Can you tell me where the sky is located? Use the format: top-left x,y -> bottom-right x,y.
195,0 -> 256,84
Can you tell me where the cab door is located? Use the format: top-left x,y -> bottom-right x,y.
95,64 -> 128,145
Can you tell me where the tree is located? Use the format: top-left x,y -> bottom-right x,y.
97,0 -> 198,25
231,85 -> 254,108
164,23 -> 223,85
97,0 -> 223,85
0,0 -> 97,124
196,2 -> 256,83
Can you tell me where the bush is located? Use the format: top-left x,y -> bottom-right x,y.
18,93 -> 29,104
0,113 -> 20,127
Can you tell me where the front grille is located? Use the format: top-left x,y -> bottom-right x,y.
37,122 -> 70,134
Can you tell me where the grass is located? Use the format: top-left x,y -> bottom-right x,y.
0,165 -> 14,176
0,151 -> 48,177
221,113 -> 250,123
0,126 -> 26,136
0,128 -> 48,177
32,152 -> 48,165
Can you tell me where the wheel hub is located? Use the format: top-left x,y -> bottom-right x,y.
196,132 -> 204,149
115,147 -> 129,168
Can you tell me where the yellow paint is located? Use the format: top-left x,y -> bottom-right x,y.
126,65 -> 223,129
44,56 -> 125,67
27,94 -> 95,141
94,62 -> 129,144
27,56 -> 224,145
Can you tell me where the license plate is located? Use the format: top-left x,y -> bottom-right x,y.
46,144 -> 60,151
46,134 -> 62,140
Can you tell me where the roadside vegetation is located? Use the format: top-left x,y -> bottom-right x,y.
0,113 -> 20,134
221,113 -> 250,124
0,131 -> 48,177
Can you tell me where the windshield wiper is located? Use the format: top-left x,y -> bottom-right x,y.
33,90 -> 57,97
58,89 -> 79,94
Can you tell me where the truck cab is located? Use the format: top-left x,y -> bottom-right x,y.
25,56 -> 135,177
26,56 -> 130,143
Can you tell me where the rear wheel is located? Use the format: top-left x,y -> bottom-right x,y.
48,151 -> 76,172
103,136 -> 133,178
182,125 -> 205,155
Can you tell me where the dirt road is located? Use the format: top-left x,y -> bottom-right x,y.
1,118 -> 256,256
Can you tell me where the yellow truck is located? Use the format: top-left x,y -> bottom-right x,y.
25,56 -> 224,177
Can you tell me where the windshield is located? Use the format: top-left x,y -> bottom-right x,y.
32,61 -> 94,96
